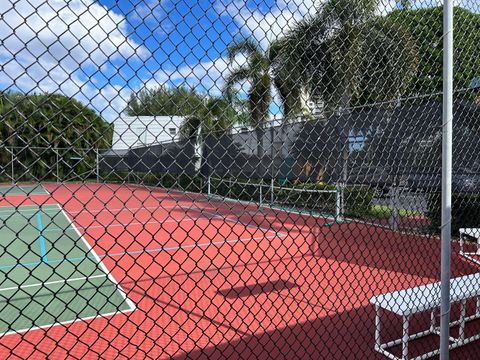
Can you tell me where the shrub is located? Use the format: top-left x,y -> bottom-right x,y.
427,192 -> 480,235
343,185 -> 375,218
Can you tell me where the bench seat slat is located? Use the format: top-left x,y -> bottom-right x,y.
370,273 -> 480,316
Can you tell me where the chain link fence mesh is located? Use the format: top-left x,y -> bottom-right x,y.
1,0 -> 480,358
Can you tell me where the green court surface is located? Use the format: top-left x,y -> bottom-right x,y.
0,184 -> 49,196
0,204 -> 134,335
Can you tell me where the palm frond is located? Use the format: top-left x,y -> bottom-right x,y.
227,38 -> 262,62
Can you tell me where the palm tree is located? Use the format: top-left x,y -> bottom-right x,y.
180,96 -> 239,171
224,39 -> 272,157
269,0 -> 418,183
276,0 -> 418,114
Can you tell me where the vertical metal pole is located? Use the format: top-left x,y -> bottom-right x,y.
96,149 -> 99,183
56,149 -> 59,183
402,315 -> 410,360
390,185 -> 399,231
440,0 -> 453,358
259,182 -> 263,206
11,148 -> 14,184
374,305 -> 381,350
207,176 -> 211,196
336,183 -> 342,220
271,178 -> 274,204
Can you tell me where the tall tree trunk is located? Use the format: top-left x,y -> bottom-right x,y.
340,93 -> 350,186
256,127 -> 263,158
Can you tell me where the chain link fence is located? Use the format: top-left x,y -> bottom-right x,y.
1,0 -> 480,358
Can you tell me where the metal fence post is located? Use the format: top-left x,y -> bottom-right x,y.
336,183 -> 342,220
259,181 -> 263,206
96,148 -> 100,183
271,178 -> 274,204
56,148 -> 59,183
440,0 -> 453,358
11,148 -> 15,184
390,185 -> 399,231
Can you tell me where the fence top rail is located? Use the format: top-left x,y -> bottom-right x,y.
2,146 -> 100,151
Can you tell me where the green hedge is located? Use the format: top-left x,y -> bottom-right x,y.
427,192 -> 480,235
101,173 -> 375,218
343,186 -> 375,218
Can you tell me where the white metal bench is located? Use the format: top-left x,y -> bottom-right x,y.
459,228 -> 480,265
370,273 -> 480,360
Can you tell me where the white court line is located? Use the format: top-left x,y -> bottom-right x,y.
94,233 -> 285,258
0,204 -> 137,338
204,193 -> 337,221
0,202 -> 281,237
44,217 -> 200,232
0,184 -> 50,197
0,204 -> 179,216
0,204 -> 60,216
0,308 -> 132,338
57,204 -> 136,312
0,274 -> 106,293
176,204 -> 286,237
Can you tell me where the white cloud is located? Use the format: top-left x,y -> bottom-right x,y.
217,0 -> 318,49
0,0 -> 149,121
147,53 -> 248,96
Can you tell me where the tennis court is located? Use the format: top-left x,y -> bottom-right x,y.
0,182 -> 479,359
0,184 -> 49,196
0,203 -> 135,335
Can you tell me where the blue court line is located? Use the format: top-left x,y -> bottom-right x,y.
36,213 -> 48,263
0,261 -> 41,270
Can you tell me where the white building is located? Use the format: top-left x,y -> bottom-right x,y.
111,116 -> 184,150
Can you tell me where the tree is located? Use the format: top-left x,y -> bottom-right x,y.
0,91 -> 112,181
269,38 -> 312,120
224,39 -> 272,157
179,96 -> 241,173
126,85 -> 204,116
387,6 -> 480,97
268,0 -> 419,186
276,0 -> 418,114
179,97 -> 239,140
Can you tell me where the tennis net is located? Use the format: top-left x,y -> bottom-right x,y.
205,177 -> 342,218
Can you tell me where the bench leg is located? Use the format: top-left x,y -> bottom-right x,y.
375,305 -> 381,349
430,309 -> 436,332
402,315 -> 410,360
459,299 -> 467,342
460,233 -> 464,255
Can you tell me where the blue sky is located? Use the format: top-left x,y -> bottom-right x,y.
0,0 -> 320,121
1,0 -> 475,122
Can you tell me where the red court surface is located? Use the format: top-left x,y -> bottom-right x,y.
1,182 -> 480,359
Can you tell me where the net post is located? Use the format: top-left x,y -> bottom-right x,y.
335,183 -> 342,220
207,176 -> 211,196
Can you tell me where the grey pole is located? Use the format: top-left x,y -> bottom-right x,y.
56,149 -> 59,183
440,0 -> 453,358
11,148 -> 14,184
96,149 -> 100,183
